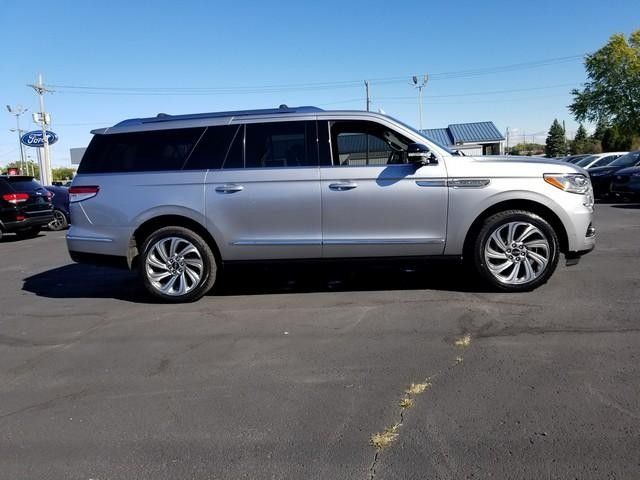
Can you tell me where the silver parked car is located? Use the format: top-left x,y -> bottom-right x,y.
67,106 -> 595,302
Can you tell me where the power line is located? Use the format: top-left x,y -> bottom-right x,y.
377,82 -> 580,100
46,54 -> 585,96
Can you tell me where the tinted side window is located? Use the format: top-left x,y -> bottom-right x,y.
330,120 -> 410,167
185,125 -> 242,170
79,127 -> 205,173
222,125 -> 244,169
245,121 -> 316,169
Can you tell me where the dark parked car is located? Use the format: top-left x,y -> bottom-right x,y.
0,175 -> 54,240
589,151 -> 640,198
45,185 -> 70,231
611,165 -> 640,200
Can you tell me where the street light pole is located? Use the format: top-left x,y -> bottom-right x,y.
364,80 -> 371,112
6,105 -> 28,173
411,74 -> 429,130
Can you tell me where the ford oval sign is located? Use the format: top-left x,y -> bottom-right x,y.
20,130 -> 59,147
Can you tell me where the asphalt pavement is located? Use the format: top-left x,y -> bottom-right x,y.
1,203 -> 639,479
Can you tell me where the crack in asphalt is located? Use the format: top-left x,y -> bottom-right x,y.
368,333 -> 472,479
0,388 -> 90,420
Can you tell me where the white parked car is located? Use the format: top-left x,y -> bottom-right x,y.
575,152 -> 627,169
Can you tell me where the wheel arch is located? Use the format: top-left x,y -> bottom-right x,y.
128,214 -> 221,269
462,199 -> 569,260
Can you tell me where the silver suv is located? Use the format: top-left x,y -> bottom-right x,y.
67,106 -> 595,302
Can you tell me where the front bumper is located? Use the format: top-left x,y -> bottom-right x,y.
590,175 -> 614,197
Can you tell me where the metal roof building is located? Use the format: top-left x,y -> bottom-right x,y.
421,121 -> 505,155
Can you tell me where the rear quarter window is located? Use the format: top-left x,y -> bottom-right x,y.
79,127 -> 205,173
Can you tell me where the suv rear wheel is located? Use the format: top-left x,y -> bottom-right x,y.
140,226 -> 217,303
473,210 -> 559,292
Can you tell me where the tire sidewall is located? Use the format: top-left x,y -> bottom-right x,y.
49,210 -> 68,231
140,227 -> 217,303
474,211 -> 559,292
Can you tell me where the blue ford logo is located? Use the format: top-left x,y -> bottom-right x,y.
20,130 -> 59,147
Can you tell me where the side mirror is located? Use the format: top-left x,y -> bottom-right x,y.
407,143 -> 437,166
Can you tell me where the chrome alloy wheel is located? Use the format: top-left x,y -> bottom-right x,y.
145,237 -> 204,296
48,210 -> 67,230
484,221 -> 550,285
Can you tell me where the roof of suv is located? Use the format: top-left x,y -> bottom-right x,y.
106,106 -> 324,130
92,106 -> 405,135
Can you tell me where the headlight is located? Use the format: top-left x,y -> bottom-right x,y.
544,174 -> 590,194
589,171 -> 608,177
633,171 -> 640,177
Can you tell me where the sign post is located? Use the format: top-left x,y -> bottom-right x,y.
27,74 -> 53,185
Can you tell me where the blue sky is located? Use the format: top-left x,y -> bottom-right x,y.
0,0 -> 638,167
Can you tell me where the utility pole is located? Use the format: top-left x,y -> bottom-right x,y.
411,74 -> 429,130
364,80 -> 371,112
27,73 -> 53,185
6,105 -> 28,173
506,127 -> 510,155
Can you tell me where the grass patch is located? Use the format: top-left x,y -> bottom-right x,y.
399,397 -> 414,409
405,382 -> 431,395
454,334 -> 471,348
370,423 -> 401,449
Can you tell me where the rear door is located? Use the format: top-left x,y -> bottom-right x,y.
203,120 -> 322,260
319,119 -> 448,258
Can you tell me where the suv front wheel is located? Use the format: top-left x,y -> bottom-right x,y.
140,226 -> 217,302
473,210 -> 559,292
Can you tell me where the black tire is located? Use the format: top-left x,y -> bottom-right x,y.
139,226 -> 217,303
15,226 -> 41,239
472,210 -> 559,292
48,210 -> 69,231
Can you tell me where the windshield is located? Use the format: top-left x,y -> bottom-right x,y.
386,115 -> 456,155
610,151 -> 640,167
591,155 -> 617,167
575,155 -> 597,167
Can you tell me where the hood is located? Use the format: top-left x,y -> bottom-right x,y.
445,154 -> 585,178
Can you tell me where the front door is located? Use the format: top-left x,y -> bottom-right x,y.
319,119 -> 448,258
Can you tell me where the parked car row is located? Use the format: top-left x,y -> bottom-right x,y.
561,152 -> 627,169
0,175 -> 71,240
594,151 -> 640,200
560,151 -> 640,199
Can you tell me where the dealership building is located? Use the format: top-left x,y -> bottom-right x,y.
421,121 -> 505,155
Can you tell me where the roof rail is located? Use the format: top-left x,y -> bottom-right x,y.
112,105 -> 324,128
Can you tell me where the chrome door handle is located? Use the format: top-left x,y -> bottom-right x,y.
329,182 -> 358,191
215,184 -> 244,194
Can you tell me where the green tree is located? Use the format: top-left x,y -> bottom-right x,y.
52,167 -> 75,181
592,119 -> 609,140
545,119 -> 567,157
571,124 -> 588,154
570,30 -> 640,136
3,161 -> 39,178
602,126 -> 633,151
